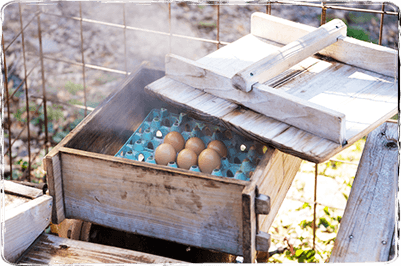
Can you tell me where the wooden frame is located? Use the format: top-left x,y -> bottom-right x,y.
44,65 -> 302,262
3,181 -> 52,263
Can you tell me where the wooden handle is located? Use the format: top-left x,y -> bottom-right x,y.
232,19 -> 347,92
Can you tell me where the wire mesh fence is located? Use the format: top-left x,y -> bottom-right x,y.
1,0 -> 399,259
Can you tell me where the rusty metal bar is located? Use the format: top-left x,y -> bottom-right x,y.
216,4 -> 220,50
123,3 -> 128,76
30,94 -> 95,112
4,11 -> 40,52
7,61 -> 40,102
379,3 -> 385,45
18,3 -> 31,181
3,100 -> 44,157
79,2 -> 88,117
266,1 -> 272,15
313,163 -> 318,251
42,12 -> 231,46
2,34 -> 13,179
320,2 -> 327,25
275,1 -> 398,15
36,5 -> 49,157
169,2 -> 172,53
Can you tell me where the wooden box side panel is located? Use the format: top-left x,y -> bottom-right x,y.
257,149 -> 302,232
4,195 -> 52,263
60,149 -> 246,255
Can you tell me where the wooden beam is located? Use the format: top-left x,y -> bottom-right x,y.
18,233 -> 184,264
256,231 -> 271,252
44,152 -> 65,224
4,195 -> 52,263
251,12 -> 397,78
330,122 -> 398,262
3,180 -> 43,199
255,194 -> 270,215
232,19 -> 346,92
242,189 -> 257,263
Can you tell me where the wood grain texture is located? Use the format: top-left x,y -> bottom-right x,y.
330,122 -> 398,262
45,152 -> 65,224
3,180 -> 43,199
233,19 -> 346,92
242,189 -> 257,263
4,195 -> 52,263
255,194 -> 270,215
256,231 -> 271,252
251,12 -> 397,78
59,147 -> 247,256
18,233 -> 183,264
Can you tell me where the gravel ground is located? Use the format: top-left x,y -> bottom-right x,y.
1,0 -> 398,261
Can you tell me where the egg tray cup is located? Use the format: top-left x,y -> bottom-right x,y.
115,108 -> 266,181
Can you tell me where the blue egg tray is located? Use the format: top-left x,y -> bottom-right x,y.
115,108 -> 265,181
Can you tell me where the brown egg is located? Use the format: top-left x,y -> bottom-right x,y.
207,140 -> 228,158
154,143 -> 176,166
177,149 -> 198,170
164,131 -> 185,153
198,148 -> 221,174
185,137 -> 205,156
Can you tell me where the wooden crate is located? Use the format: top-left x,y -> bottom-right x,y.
2,180 -> 52,263
44,65 -> 302,263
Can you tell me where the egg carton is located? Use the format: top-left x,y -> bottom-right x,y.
115,108 -> 265,181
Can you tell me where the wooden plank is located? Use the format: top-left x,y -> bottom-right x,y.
18,233 -> 183,264
242,188 -> 257,263
256,231 -> 271,252
233,19 -> 347,92
330,122 -> 398,262
44,152 -> 65,224
3,180 -> 43,199
255,194 -> 270,215
59,147 -> 247,256
4,195 -> 52,263
251,12 -> 397,78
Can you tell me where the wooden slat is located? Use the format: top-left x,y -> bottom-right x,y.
18,233 -> 183,264
251,12 -> 397,78
4,195 -> 52,263
242,188 -> 257,263
3,180 -> 43,199
233,19 -> 347,92
330,122 -> 398,262
59,147 -> 247,256
45,152 -> 65,224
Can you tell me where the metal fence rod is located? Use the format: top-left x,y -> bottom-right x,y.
320,2 -> 327,25
41,12 -> 231,46
36,5 -> 49,157
2,34 -> 13,178
19,3 -> 31,181
216,4 -> 220,50
3,100 -> 44,157
4,11 -> 40,52
379,3 -> 385,45
7,60 -> 40,102
313,163 -> 318,251
266,1 -> 272,14
123,3 -> 128,76
168,2 -> 172,53
40,55 -> 130,75
29,94 -> 95,112
275,1 -> 398,15
285,196 -> 345,211
79,2 -> 88,117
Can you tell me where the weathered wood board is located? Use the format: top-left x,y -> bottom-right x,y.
330,122 -> 398,262
3,192 -> 52,263
18,233 -> 184,264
